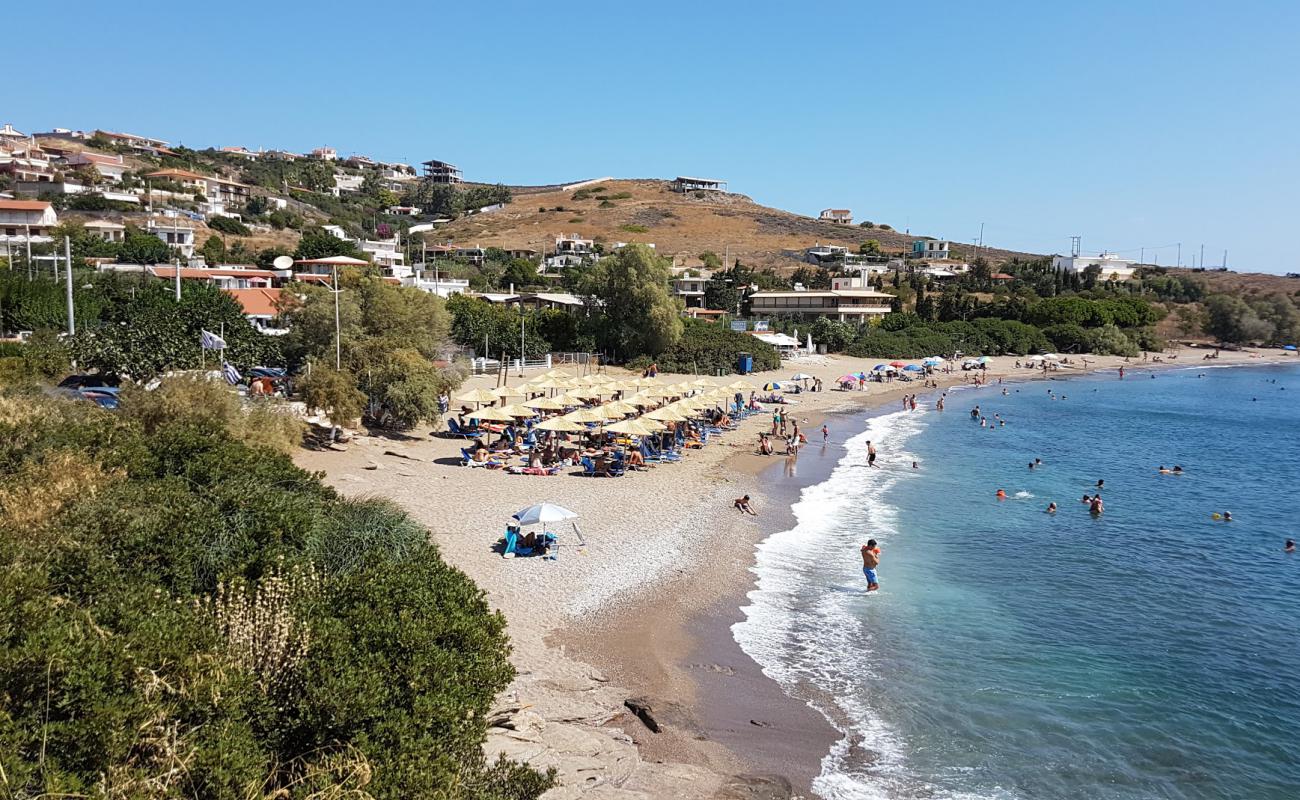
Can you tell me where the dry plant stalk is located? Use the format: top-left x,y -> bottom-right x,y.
203,561 -> 320,700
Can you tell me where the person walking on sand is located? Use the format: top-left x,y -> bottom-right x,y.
861,540 -> 881,591
867,440 -> 879,467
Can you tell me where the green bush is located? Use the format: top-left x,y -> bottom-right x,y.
208,215 -> 252,236
0,394 -> 553,798
632,318 -> 780,374
620,224 -> 649,233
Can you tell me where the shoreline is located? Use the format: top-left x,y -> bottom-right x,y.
293,347 -> 1297,799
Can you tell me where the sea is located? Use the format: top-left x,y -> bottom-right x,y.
734,363 -> 1300,800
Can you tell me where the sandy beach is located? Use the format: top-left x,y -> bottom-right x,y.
294,345 -> 1294,799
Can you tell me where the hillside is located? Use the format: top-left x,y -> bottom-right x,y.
435,179 -> 1038,269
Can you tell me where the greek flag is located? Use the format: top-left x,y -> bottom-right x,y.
200,329 -> 226,350
222,361 -> 242,385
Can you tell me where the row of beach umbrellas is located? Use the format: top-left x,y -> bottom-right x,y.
455,369 -> 757,436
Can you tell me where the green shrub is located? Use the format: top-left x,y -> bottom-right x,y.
209,215 -> 252,236
636,318 -> 780,374
599,200 -> 615,208
0,394 -> 552,798
620,224 -> 649,233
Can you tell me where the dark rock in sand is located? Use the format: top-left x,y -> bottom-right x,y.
624,697 -> 662,733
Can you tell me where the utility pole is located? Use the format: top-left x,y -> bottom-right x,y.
1176,243 -> 1181,267
1200,243 -> 1205,270
331,266 -> 342,370
64,236 -> 75,336
1222,249 -> 1228,269
25,224 -> 33,280
175,258 -> 182,300
1140,247 -> 1145,265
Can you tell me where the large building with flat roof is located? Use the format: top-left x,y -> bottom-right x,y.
748,288 -> 893,322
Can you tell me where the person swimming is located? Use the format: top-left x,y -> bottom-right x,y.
996,489 -> 1007,500
1172,465 -> 1184,474
1159,465 -> 1172,474
1286,539 -> 1296,553
1096,479 -> 1105,490
1047,502 -> 1058,513
1089,495 -> 1104,515
1081,493 -> 1092,504
1223,511 -> 1232,522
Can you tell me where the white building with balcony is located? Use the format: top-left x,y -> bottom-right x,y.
749,287 -> 893,322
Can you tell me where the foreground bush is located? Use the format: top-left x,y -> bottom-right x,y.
0,392 -> 552,798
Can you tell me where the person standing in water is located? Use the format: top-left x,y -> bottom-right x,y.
821,423 -> 829,443
861,540 -> 881,591
867,440 -> 879,467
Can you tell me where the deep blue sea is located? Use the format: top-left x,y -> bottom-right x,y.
734,363 -> 1300,799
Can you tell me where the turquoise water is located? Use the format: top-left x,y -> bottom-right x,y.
735,363 -> 1300,799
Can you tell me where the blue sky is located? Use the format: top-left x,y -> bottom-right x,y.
9,1 -> 1299,272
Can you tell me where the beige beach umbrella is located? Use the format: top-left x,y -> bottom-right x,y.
727,380 -> 756,390
534,416 -> 586,432
524,396 -> 566,411
569,387 -> 605,400
456,388 -> 499,405
563,407 -> 606,424
491,386 -> 526,400
587,404 -> 628,421
622,392 -> 657,407
468,406 -> 516,422
543,369 -> 575,379
631,376 -> 660,388
636,415 -> 668,431
606,418 -> 657,436
691,378 -> 715,388
645,405 -> 689,422
601,399 -> 639,416
640,385 -> 677,399
498,404 -> 538,418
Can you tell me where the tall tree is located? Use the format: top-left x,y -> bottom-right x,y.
575,244 -> 683,359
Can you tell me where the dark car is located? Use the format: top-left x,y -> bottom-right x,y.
57,374 -> 120,391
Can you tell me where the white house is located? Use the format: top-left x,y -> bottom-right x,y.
554,233 -> 594,256
359,237 -> 407,276
819,208 -> 852,225
333,172 -> 365,195
0,200 -> 58,243
146,221 -> 196,258
403,273 -> 470,298
83,220 -> 125,243
1051,252 -> 1136,281
911,239 -> 950,260
671,271 -> 711,308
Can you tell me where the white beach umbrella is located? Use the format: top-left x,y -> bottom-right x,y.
469,406 -> 516,422
524,396 -> 566,411
512,503 -> 579,526
456,388 -> 499,405
491,386 -> 526,399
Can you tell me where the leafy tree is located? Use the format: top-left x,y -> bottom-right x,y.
200,234 -> 226,265
574,243 -> 683,360
118,223 -> 175,264
859,239 -> 881,255
699,250 -> 722,270
1203,294 -> 1272,344
810,317 -> 854,351
208,215 -> 252,236
294,228 -> 365,260
70,281 -> 281,380
298,363 -> 367,427
703,272 -> 741,314
626,318 -> 779,373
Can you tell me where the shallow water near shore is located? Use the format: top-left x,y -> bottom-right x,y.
736,363 -> 1300,799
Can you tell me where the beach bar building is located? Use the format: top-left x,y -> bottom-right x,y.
749,288 -> 893,323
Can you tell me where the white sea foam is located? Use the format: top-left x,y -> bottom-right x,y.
733,407 -> 950,799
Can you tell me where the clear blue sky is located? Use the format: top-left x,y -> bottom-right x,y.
10,1 -> 1299,272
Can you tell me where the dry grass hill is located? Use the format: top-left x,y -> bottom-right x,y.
436,179 -> 1038,270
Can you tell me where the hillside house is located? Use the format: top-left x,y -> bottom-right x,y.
146,221 -> 195,258
785,243 -> 849,265
146,169 -> 250,205
332,172 -> 365,196
64,151 -> 127,183
505,247 -> 539,260
0,145 -> 55,183
219,146 -> 262,160
378,162 -> 418,181
386,205 -> 422,216
83,220 -> 125,243
310,147 -> 338,161
95,130 -> 169,153
819,208 -> 853,225
455,245 -> 485,265
359,238 -> 407,276
671,272 -> 711,308
403,273 -> 470,299
421,159 -> 463,184
749,287 -> 893,323
554,233 -> 594,256
0,123 -> 27,148
671,176 -> 726,193
911,239 -> 951,260
1051,253 -> 1136,281
0,200 -> 58,243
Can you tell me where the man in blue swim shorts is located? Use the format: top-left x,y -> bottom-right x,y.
861,539 -> 880,591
